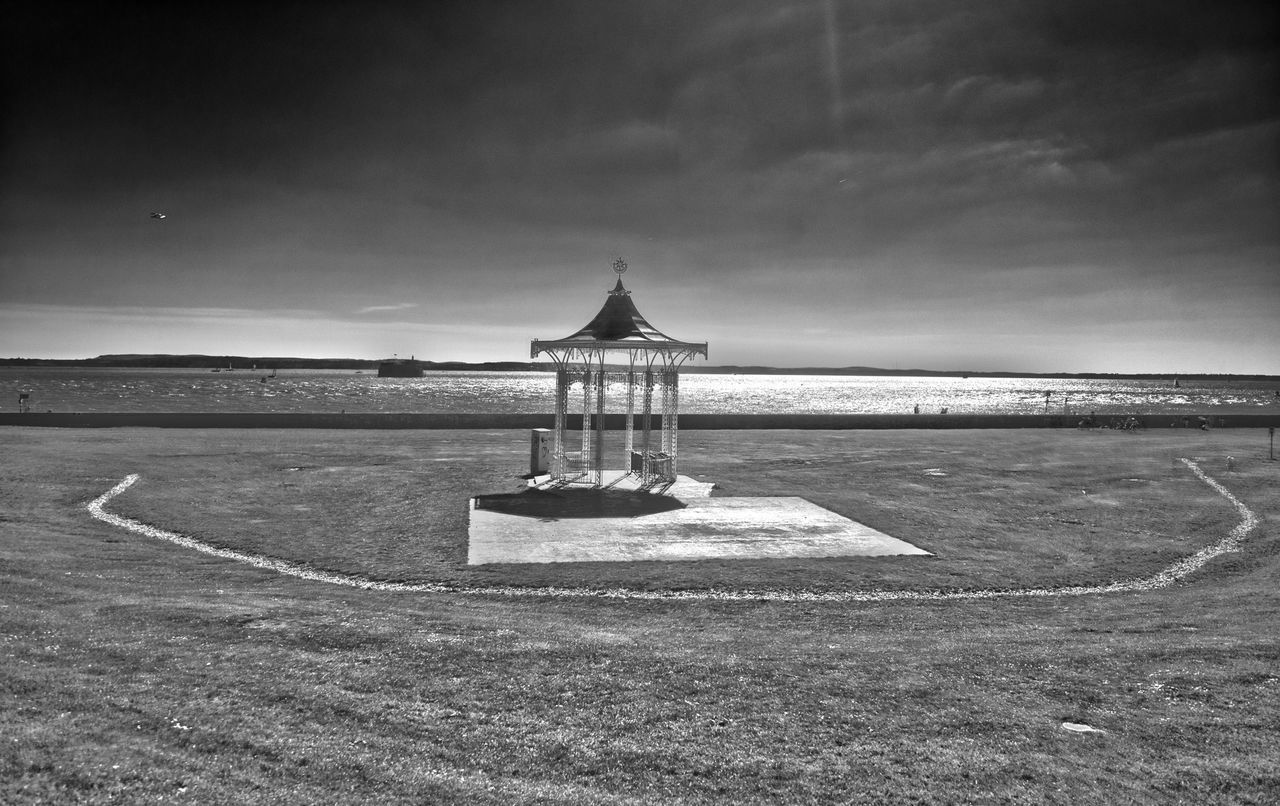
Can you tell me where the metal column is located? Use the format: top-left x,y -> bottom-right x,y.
593,354 -> 606,487
667,370 -> 679,478
580,368 -> 592,478
624,369 -> 636,462
641,369 -> 655,483
659,368 -> 677,481
553,368 -> 569,478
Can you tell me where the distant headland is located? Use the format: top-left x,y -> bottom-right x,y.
1,355 -> 1276,382
0,354 -> 534,373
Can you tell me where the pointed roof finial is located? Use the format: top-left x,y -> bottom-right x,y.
609,256 -> 631,296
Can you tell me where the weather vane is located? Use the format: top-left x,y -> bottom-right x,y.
612,257 -> 628,275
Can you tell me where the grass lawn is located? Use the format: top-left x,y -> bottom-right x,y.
1,426 -> 1277,803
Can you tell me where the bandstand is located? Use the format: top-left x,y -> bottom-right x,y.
531,259 -> 707,487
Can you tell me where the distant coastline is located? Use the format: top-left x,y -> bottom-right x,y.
0,355 -> 535,373
1,354 -> 1276,382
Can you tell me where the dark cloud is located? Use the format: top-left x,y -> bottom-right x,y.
2,1 -> 1277,369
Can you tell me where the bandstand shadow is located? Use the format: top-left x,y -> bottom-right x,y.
473,488 -> 687,520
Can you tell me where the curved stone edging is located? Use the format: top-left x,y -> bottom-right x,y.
86,458 -> 1260,602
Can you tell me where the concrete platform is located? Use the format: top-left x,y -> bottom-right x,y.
467,473 -> 930,565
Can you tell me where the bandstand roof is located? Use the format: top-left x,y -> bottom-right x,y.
531,275 -> 708,359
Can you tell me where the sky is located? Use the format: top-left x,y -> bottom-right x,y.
2,0 -> 1277,373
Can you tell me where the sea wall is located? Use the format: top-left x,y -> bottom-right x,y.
2,412 -> 1278,429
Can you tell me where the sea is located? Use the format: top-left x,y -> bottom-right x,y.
4,367 -> 1279,416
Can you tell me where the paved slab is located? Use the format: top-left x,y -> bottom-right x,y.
467,474 -> 930,565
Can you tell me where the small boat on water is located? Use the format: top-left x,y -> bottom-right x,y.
377,356 -> 423,378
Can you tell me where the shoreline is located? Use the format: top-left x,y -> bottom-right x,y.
3,412 -> 1278,429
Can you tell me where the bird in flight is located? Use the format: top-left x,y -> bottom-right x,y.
150,212 -> 166,219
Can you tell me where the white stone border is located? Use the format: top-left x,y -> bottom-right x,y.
87,458 -> 1261,603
